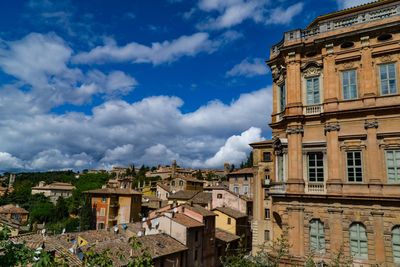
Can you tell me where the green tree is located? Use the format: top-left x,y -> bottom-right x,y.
30,202 -> 55,224
79,196 -> 94,231
55,197 -> 69,221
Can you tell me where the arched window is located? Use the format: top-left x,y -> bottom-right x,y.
310,219 -> 325,252
392,226 -> 400,263
179,180 -> 184,186
349,223 -> 368,259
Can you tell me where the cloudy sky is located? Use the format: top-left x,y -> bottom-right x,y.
0,0 -> 373,172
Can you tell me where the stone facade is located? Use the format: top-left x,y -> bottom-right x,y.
252,0 -> 400,264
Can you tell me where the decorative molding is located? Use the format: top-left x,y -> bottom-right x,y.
342,61 -> 355,69
327,208 -> 343,214
360,36 -> 370,47
324,123 -> 340,134
286,126 -> 304,135
364,119 -> 378,129
371,211 -> 384,216
271,65 -> 286,83
303,66 -> 321,78
325,43 -> 334,55
380,54 -> 393,63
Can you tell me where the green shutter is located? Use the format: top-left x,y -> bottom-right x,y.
349,223 -> 368,259
393,227 -> 400,262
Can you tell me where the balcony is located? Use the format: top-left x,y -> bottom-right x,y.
303,104 -> 323,115
268,183 -> 286,194
306,183 -> 326,194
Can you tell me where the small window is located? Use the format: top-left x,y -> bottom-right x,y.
386,150 -> 400,183
265,209 -> 270,219
306,77 -> 321,105
308,152 -> 324,182
179,180 -> 184,186
227,217 -> 231,225
349,223 -> 368,259
102,196 -> 107,203
171,181 -> 175,186
279,83 -> 286,112
380,63 -> 397,95
233,186 -> 239,194
263,152 -> 272,162
195,230 -> 199,242
347,151 -> 363,182
341,41 -> 354,49
377,33 -> 392,42
264,230 -> 270,241
217,193 -> 223,199
310,219 -> 325,252
243,185 -> 249,195
342,70 -> 358,100
244,176 -> 248,181
392,226 -> 400,263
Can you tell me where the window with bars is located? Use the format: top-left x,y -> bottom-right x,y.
347,151 -> 362,182
279,83 -> 286,112
349,223 -> 368,259
265,208 -> 270,219
264,230 -> 270,241
380,63 -> 397,95
342,70 -> 358,100
386,150 -> 400,183
392,226 -> 400,263
306,77 -> 320,105
310,219 -> 325,252
308,152 -> 324,182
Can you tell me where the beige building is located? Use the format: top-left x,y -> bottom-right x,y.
31,181 -> 75,203
253,0 -> 400,265
0,204 -> 29,225
85,188 -> 142,230
227,167 -> 254,198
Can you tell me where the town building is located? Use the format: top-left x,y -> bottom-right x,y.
227,167 -> 254,197
213,206 -> 251,250
156,183 -> 171,201
169,175 -> 205,192
215,228 -> 240,267
31,181 -> 75,203
207,187 -> 252,217
254,0 -> 400,264
85,188 -> 142,230
0,204 -> 29,225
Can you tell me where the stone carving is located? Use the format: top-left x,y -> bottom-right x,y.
324,123 -> 340,134
271,65 -> 286,83
360,36 -> 370,47
364,120 -> 378,129
303,66 -> 321,78
380,55 -> 392,63
325,43 -> 334,54
286,126 -> 304,135
343,62 -> 355,69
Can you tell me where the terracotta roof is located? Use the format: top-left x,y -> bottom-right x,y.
138,234 -> 187,258
213,207 -> 247,219
32,182 -> 75,190
0,204 -> 29,214
172,213 -> 204,228
189,191 -> 212,205
84,188 -> 142,195
215,228 -> 240,243
168,190 -> 199,200
228,168 -> 253,175
182,204 -> 216,217
156,183 -> 171,192
0,214 -> 21,228
174,175 -> 205,183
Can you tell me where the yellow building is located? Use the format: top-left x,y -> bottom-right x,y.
253,0 -> 400,265
85,188 -> 142,230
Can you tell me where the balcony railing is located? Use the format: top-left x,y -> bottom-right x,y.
303,104 -> 323,115
268,183 -> 286,194
306,183 -> 326,194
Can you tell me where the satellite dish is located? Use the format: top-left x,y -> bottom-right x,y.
62,228 -> 66,235
113,225 -> 119,233
173,208 -> 178,213
137,231 -> 143,237
122,224 -> 127,230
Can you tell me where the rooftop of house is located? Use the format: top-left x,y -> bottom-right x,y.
173,175 -> 205,183
228,168 -> 254,176
249,139 -> 274,148
181,204 -> 216,217
0,204 -> 29,214
0,214 -> 21,228
171,213 -> 204,228
32,182 -> 76,191
213,206 -> 247,219
84,188 -> 142,195
156,183 -> 171,192
168,190 -> 199,200
189,191 -> 212,205
215,228 -> 240,243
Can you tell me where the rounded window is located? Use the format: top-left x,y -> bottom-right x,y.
377,33 -> 392,42
340,41 -> 354,49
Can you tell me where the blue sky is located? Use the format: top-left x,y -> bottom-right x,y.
0,0 -> 372,171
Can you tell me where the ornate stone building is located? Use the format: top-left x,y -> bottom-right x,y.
253,0 -> 400,265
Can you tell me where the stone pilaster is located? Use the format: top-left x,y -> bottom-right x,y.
325,122 -> 342,194
287,206 -> 305,257
371,211 -> 386,263
328,207 -> 343,254
286,125 -> 304,193
364,119 -> 382,190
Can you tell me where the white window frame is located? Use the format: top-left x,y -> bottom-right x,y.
379,63 -> 397,95
342,69 -> 358,100
307,152 -> 324,183
310,219 -> 325,252
346,150 -> 363,183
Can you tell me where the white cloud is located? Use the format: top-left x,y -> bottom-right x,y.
0,33 -> 137,109
197,0 -> 304,30
0,152 -> 24,171
100,144 -> 136,164
336,0 -> 376,9
227,57 -> 268,77
73,33 -> 216,65
265,3 -> 304,25
203,127 -> 264,167
29,149 -> 94,170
